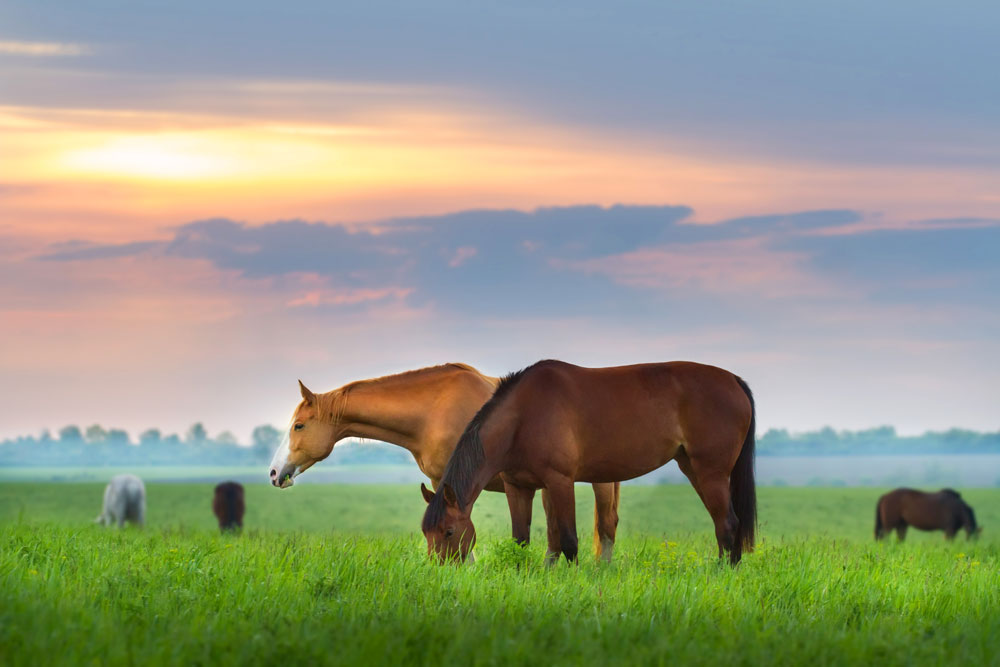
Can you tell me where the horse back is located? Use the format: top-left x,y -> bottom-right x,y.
882,488 -> 967,531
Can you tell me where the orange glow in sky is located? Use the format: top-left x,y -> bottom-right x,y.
5,102 -> 999,247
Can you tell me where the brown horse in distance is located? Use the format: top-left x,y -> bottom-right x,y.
422,359 -> 756,566
875,488 -> 980,541
268,363 -> 621,561
213,481 -> 245,532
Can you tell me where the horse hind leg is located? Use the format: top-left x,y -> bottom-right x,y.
701,476 -> 740,564
592,482 -> 620,563
895,523 -> 907,542
678,450 -> 740,564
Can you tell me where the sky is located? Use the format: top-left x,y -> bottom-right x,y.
1,1 -> 999,442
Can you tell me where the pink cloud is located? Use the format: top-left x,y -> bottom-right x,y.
287,286 -> 413,307
447,246 -> 478,267
558,238 -> 835,299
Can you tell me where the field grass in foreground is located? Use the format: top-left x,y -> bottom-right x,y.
1,484 -> 998,666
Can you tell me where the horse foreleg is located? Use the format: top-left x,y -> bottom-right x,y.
592,482 -> 619,563
896,524 -> 907,542
541,489 -> 562,564
503,482 -> 535,547
543,476 -> 578,564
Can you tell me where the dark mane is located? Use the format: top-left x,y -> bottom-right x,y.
421,363 -> 540,531
940,488 -> 961,498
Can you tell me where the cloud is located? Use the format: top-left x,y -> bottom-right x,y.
560,238 -> 832,299
35,204 -> 1000,321
287,287 -> 412,308
0,40 -> 91,57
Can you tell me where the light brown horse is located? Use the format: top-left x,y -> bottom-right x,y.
268,363 -> 621,560
875,488 -> 980,541
421,359 -> 757,566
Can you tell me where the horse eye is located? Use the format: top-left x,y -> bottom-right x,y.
293,423 -> 304,431
445,527 -> 455,538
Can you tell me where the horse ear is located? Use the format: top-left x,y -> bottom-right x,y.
299,380 -> 316,405
441,483 -> 459,508
420,483 -> 435,504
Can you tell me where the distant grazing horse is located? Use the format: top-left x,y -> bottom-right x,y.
422,360 -> 756,566
875,488 -> 980,541
95,474 -> 146,528
213,481 -> 245,532
268,363 -> 622,561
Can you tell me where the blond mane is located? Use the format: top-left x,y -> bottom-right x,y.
312,363 -> 485,426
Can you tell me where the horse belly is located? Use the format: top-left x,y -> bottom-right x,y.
576,438 -> 681,483
902,506 -> 947,531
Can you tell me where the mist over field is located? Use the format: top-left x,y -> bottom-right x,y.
3,423 -> 999,487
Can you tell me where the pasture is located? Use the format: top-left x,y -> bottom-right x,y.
1,483 -> 998,666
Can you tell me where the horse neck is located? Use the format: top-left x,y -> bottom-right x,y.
450,413 -> 516,512
326,372 -> 453,457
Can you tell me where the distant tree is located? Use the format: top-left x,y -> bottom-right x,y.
85,424 -> 108,444
38,429 -> 54,444
106,429 -> 131,446
185,423 -> 208,445
215,431 -> 239,446
58,425 -> 84,443
139,429 -> 162,447
252,425 -> 281,462
163,434 -> 182,447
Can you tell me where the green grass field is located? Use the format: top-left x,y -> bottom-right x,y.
1,483 -> 998,666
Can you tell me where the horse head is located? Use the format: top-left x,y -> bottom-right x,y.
269,381 -> 340,488
420,483 -> 476,563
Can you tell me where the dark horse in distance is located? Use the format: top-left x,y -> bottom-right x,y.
875,488 -> 980,541
213,481 -> 245,532
422,360 -> 756,566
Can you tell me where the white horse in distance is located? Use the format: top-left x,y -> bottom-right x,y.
95,474 -> 146,527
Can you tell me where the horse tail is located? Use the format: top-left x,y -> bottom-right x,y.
731,376 -> 757,563
874,500 -> 883,539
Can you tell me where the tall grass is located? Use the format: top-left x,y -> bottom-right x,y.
1,484 -> 998,665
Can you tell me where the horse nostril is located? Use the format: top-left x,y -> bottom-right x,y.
269,468 -> 277,479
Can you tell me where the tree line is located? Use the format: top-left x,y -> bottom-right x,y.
0,423 -> 413,467
1,423 -> 998,467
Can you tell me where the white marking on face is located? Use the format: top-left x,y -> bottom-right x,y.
269,425 -> 299,487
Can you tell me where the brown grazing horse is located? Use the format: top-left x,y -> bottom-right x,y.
875,488 -> 980,541
213,481 -> 245,532
267,363 -> 621,561
422,359 -> 757,566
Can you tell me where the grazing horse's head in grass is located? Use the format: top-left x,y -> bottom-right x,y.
269,381 -> 341,488
421,483 -> 476,563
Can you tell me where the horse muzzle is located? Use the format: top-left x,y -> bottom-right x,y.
269,462 -> 298,488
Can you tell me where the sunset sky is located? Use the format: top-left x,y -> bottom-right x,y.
2,1 -> 999,442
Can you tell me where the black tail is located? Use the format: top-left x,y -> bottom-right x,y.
874,501 -> 883,540
731,376 -> 757,564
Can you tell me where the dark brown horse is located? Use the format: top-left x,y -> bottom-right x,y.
213,481 -> 245,532
875,488 -> 980,541
421,359 -> 756,565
